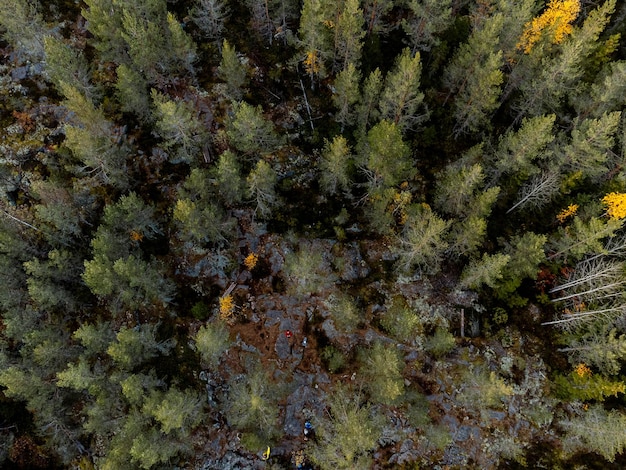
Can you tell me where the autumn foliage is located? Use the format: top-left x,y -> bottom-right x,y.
518,0 -> 580,53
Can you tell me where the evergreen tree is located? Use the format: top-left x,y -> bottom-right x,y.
217,40 -> 248,100
333,0 -> 365,72
361,120 -> 413,188
0,0 -> 46,61
402,0 -> 453,53
190,0 -> 229,41
44,36 -> 96,99
115,64 -> 151,122
379,48 -> 426,132
247,159 -> 279,218
319,135 -> 353,195
443,13 -> 504,135
226,102 -> 281,155
332,63 -> 361,131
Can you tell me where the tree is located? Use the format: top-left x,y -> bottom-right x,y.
359,341 -> 404,405
379,48 -> 426,132
298,0 -> 333,81
355,68 -> 383,135
460,252 -> 511,290
217,40 -> 248,100
214,150 -> 245,205
361,120 -> 413,188
142,386 -> 204,435
307,384 -> 383,470
226,364 -> 281,439
247,159 -> 278,218
0,0 -> 46,61
152,90 -> 209,164
564,111 -> 621,180
396,204 -> 450,274
443,13 -> 504,135
513,0 -> 616,121
517,0 -> 580,54
190,0 -> 229,41
194,321 -> 231,368
173,198 -> 234,244
402,0 -> 453,53
82,0 -> 128,63
561,404 -> 626,463
226,102 -> 281,155
285,243 -> 336,296
60,83 -> 130,189
332,63 -> 360,131
319,135 -> 353,195
44,36 -> 96,99
115,64 -> 151,122
362,0 -> 394,36
560,326 -> 626,376
333,0 -> 364,72
107,324 -> 175,371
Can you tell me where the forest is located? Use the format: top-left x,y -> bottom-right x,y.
3,0 -> 626,468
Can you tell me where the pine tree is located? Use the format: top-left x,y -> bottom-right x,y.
0,0 -> 46,61
460,252 -> 511,290
396,204 -> 450,274
319,135 -> 353,195
379,48 -> 426,132
402,0 -> 453,53
333,0 -> 365,72
190,0 -> 229,41
307,384 -> 383,470
362,0 -> 394,36
298,0 -> 333,81
44,36 -> 96,99
332,63 -> 361,131
152,90 -> 209,164
247,159 -> 278,218
359,341 -> 404,405
226,102 -> 281,155
443,13 -> 504,135
355,68 -> 383,135
115,64 -> 151,122
362,120 -> 413,188
217,40 -> 248,100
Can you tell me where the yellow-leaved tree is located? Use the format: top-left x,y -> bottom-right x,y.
602,192 -> 626,220
517,0 -> 580,54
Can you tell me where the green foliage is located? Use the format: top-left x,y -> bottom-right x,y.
191,0 -> 229,40
285,243 -> 335,296
458,367 -> 513,410
460,252 -> 511,290
173,198 -> 234,244
0,0 -> 46,60
332,64 -> 360,131
356,68 -> 382,134
307,384 -> 383,470
379,48 -> 426,132
319,135 -> 353,195
562,404 -> 626,463
226,102 -> 281,154
333,0 -> 364,72
247,159 -> 279,218
561,327 -> 626,376
362,120 -> 413,188
217,40 -> 247,99
107,324 -> 175,370
379,295 -> 422,344
194,321 -> 231,368
554,370 -> 625,402
424,326 -> 456,358
443,13 -> 504,135
115,64 -> 151,122
324,291 -> 361,333
142,386 -> 204,435
44,36 -> 95,99
152,90 -> 209,164
396,204 -> 450,275
214,150 -> 245,204
226,365 -> 281,439
358,341 -> 404,405
321,345 -> 348,373
403,0 -> 453,52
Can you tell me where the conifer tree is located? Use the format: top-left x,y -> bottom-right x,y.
402,0 -> 453,52
333,0 -> 365,72
191,0 -> 229,41
319,135 -> 353,195
217,40 -> 248,100
44,36 -> 96,99
226,102 -> 281,155
362,120 -> 413,188
332,63 -> 361,131
247,159 -> 278,218
379,48 -> 426,132
115,64 -> 151,122
443,13 -> 504,135
0,0 -> 46,61
362,0 -> 394,36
